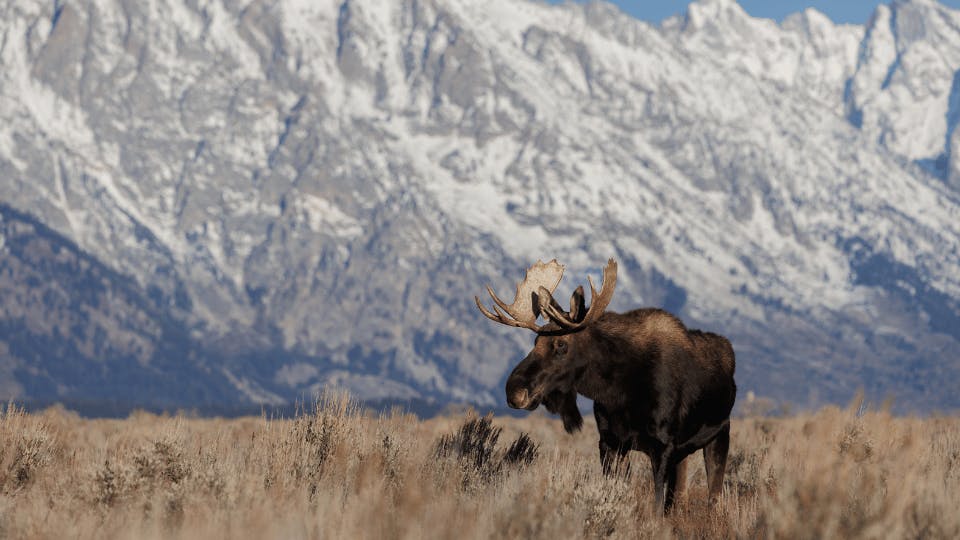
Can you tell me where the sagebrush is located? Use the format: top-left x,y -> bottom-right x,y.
0,396 -> 958,539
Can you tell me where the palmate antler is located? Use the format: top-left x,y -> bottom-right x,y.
475,259 -> 565,332
476,258 -> 618,334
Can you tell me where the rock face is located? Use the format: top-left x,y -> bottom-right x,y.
0,0 -> 958,412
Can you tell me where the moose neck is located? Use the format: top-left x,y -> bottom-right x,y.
570,325 -> 633,407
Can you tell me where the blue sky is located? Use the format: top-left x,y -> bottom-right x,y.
547,1 -> 960,25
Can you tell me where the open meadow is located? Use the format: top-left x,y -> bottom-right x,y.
1,396 -> 958,539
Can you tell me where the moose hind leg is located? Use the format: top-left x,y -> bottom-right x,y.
703,422 -> 730,503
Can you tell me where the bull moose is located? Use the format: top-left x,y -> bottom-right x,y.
476,259 -> 736,512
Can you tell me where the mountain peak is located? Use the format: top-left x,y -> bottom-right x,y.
782,7 -> 839,34
687,0 -> 747,18
675,0 -> 751,31
892,0 -> 943,8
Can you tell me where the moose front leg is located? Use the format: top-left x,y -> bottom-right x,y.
594,403 -> 630,477
598,436 -> 631,477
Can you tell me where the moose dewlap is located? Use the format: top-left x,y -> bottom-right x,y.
476,258 -> 737,513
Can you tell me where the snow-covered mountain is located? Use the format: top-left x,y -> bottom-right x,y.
1,0 -> 959,412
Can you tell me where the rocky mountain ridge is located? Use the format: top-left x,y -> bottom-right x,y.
1,0 -> 958,412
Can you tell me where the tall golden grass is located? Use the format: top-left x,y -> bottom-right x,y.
1,395 -> 957,539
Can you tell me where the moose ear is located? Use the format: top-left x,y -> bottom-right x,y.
537,286 -> 567,320
569,286 -> 587,323
531,291 -> 542,320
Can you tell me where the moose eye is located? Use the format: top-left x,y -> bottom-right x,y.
555,341 -> 568,355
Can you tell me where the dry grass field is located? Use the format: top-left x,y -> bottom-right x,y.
1,395 -> 958,539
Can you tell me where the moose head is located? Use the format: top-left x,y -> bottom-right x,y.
475,259 -> 617,417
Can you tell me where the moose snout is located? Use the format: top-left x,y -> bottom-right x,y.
507,388 -> 531,409
506,355 -> 541,410
506,378 -> 540,410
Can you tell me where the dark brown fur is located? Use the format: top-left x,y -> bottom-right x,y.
505,308 -> 736,513
542,391 -> 583,434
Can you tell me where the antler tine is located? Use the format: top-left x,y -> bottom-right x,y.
538,259 -> 618,332
475,295 -> 541,331
486,285 -> 516,318
492,303 -> 542,332
579,258 -> 618,326
475,295 -> 500,321
477,293 -> 543,331
475,260 -> 565,333
537,286 -> 578,328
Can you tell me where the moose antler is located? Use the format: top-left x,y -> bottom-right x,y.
477,258 -> 618,334
475,260 -> 565,332
537,258 -> 617,332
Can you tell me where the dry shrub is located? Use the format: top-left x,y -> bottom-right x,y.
434,414 -> 504,472
0,398 -> 957,539
0,404 -> 57,493
434,413 -> 540,491
94,459 -> 126,507
134,439 -> 190,485
502,432 -> 539,467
